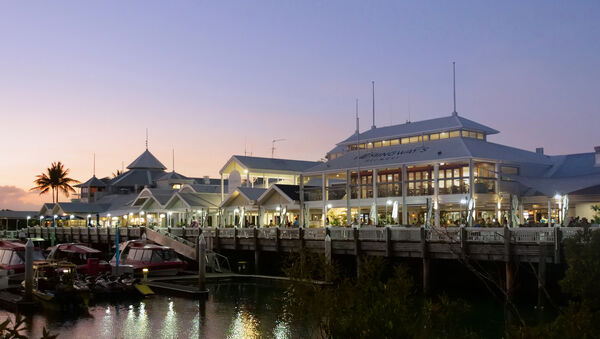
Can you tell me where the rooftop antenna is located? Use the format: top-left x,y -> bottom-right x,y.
172,148 -> 175,172
121,161 -> 124,173
93,153 -> 96,177
371,81 -> 376,129
407,93 -> 411,123
145,128 -> 149,150
244,137 -> 247,156
452,61 -> 457,116
271,138 -> 286,158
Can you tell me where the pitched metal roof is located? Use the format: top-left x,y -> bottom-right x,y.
75,175 -> 107,188
55,202 -> 110,214
0,210 -> 38,219
338,114 -> 499,146
221,155 -> 321,173
157,171 -> 189,181
109,169 -> 166,187
127,150 -> 167,170
177,193 -> 220,208
237,187 -> 267,201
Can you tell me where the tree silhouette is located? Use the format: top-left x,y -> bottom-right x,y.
31,161 -> 80,203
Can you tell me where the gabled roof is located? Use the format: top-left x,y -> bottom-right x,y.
0,210 -> 37,219
305,137 -> 552,174
54,202 -> 110,214
109,169 -> 166,187
165,192 -> 220,209
158,171 -> 189,181
220,187 -> 267,208
127,149 -> 167,170
337,114 -> 499,146
75,175 -> 106,188
220,155 -> 321,174
257,184 -> 300,205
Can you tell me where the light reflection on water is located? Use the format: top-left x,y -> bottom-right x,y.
0,282 -> 306,338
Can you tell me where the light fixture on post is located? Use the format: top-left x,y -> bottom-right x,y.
87,214 -> 92,226
26,216 -> 31,227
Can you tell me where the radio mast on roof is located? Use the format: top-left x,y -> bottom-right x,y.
371,81 -> 376,129
452,62 -> 458,116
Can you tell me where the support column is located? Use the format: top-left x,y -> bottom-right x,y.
253,227 -> 260,274
372,168 -> 378,225
246,170 -> 250,187
468,159 -> 474,226
322,173 -> 327,227
402,165 -> 408,225
346,170 -> 351,226
547,199 -> 552,227
220,174 -> 225,203
421,227 -> 430,294
434,164 -> 440,227
537,245 -> 547,310
299,174 -> 305,227
504,226 -> 513,300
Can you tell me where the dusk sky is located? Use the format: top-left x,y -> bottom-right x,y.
1,1 -> 599,210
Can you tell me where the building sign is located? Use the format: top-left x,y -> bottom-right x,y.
354,146 -> 430,163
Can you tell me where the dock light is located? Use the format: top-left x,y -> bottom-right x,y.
159,214 -> 165,218
275,206 -> 280,211
62,269 -> 69,274
140,211 -> 145,216
554,194 -> 562,201
70,215 -> 74,220
460,199 -> 467,205
327,204 -> 332,209
26,216 -> 30,226
53,214 -> 57,218
386,200 -> 393,206
243,169 -> 248,174
440,162 -> 445,166
197,210 -> 202,214
142,268 -> 149,282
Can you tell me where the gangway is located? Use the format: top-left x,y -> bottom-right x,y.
144,228 -> 230,273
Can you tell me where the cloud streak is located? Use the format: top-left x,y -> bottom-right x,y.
0,186 -> 46,211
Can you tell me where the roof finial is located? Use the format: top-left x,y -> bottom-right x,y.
145,128 -> 149,150
371,81 -> 376,129
355,98 -> 359,133
452,62 -> 457,116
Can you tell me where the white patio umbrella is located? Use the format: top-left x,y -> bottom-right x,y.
240,208 -> 245,228
280,207 -> 287,227
392,201 -> 399,224
426,198 -> 432,228
369,202 -> 377,226
561,195 -> 569,226
467,198 -> 475,226
511,195 -> 520,227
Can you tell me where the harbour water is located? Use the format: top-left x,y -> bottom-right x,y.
0,279 -> 554,338
0,282 -> 311,339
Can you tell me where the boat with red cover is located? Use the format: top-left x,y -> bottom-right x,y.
47,243 -> 111,276
111,240 -> 185,276
0,240 -> 45,280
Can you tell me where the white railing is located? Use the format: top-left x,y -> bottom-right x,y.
466,227 -> 504,243
219,228 -> 236,238
390,227 -> 421,241
512,227 -> 555,243
358,227 -> 386,241
304,228 -> 326,240
428,228 -> 460,242
237,228 -> 255,239
202,227 -> 217,237
329,227 -> 355,241
279,228 -> 300,240
257,228 -> 277,240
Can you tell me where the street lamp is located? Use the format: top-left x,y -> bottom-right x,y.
168,211 -> 173,227
39,216 -> 44,226
26,216 -> 30,227
53,214 -> 57,227
460,198 -> 468,226
87,214 -> 91,226
107,213 -> 111,227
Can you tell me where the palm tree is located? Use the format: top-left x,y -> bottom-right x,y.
112,169 -> 123,178
31,162 -> 80,203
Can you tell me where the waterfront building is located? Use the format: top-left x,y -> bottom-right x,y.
299,112 -> 600,227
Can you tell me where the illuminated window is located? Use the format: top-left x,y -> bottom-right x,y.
374,141 -> 382,148
449,131 -> 460,138
172,184 -> 181,189
477,133 -> 484,140
401,138 -> 410,144
430,133 -> 439,140
390,139 -> 400,145
366,143 -> 373,149
439,132 -> 449,139
409,136 -> 419,143
422,135 -> 429,141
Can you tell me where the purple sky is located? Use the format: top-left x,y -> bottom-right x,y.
1,1 -> 599,210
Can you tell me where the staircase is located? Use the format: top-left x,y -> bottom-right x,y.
144,228 -> 230,273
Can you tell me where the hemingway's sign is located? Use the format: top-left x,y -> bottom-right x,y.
354,146 -> 430,163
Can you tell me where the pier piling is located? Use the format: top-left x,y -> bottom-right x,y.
24,239 -> 34,301
198,235 -> 207,292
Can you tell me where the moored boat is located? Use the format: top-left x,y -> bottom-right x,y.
28,260 -> 90,312
110,240 -> 186,276
47,243 -> 111,276
0,240 -> 45,281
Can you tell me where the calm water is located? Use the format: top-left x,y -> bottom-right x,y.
0,282 -> 313,339
0,280 -> 555,338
